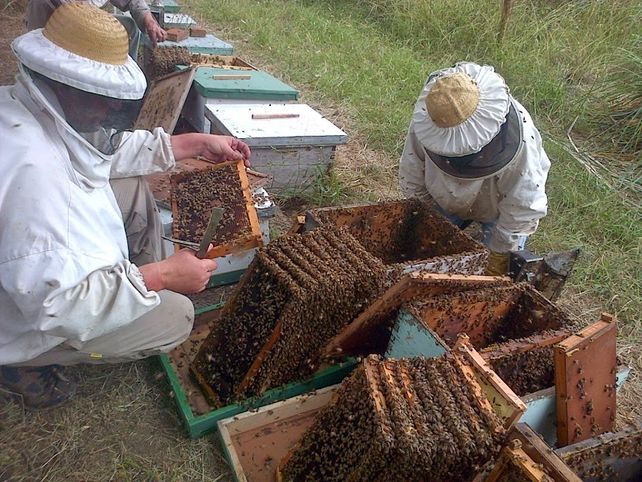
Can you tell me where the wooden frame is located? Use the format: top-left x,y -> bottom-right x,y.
554,313 -> 617,446
504,423 -> 583,482
189,54 -> 257,70
555,423 -> 642,481
454,334 -> 527,431
170,159 -> 263,259
133,67 -> 195,134
322,272 -> 511,357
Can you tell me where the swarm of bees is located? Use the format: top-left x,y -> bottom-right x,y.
280,354 -> 505,482
191,226 -> 387,405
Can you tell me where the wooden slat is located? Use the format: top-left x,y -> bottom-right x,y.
481,330 -> 570,362
454,335 -> 526,431
511,423 -> 583,482
554,313 -> 617,446
486,442 -> 555,482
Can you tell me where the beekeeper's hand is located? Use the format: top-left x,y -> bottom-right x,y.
171,133 -> 251,166
139,249 -> 217,294
144,12 -> 167,46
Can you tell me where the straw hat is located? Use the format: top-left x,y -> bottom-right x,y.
12,3 -> 146,100
413,62 -> 514,157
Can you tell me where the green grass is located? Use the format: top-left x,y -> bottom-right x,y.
186,0 -> 640,330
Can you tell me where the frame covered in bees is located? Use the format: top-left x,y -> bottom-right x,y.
277,342 -> 524,482
170,159 -> 263,258
555,423 -> 641,482
190,226 -> 387,406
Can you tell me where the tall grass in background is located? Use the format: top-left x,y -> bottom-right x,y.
186,0 -> 641,331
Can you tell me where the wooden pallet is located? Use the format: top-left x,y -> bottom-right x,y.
554,314 -> 617,446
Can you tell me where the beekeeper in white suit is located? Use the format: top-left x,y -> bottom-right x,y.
26,0 -> 167,55
399,62 -> 550,276
0,3 -> 250,408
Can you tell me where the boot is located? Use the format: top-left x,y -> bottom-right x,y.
0,365 -> 76,409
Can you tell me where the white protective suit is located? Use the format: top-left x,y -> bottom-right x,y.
399,96 -> 550,253
0,72 -> 175,365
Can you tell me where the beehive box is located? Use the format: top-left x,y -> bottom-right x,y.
301,199 -> 489,278
217,385 -> 339,482
162,12 -> 196,29
143,35 -> 233,80
159,0 -> 181,13
324,272 -> 512,357
159,310 -> 356,438
206,103 -> 348,191
555,423 -> 641,481
190,226 -> 387,406
278,349 -> 523,482
183,68 -> 299,132
188,53 -> 256,70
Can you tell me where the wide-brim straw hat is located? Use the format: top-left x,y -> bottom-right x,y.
12,2 -> 146,100
413,62 -> 514,157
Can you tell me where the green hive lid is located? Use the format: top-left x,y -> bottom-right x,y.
158,34 -> 234,55
162,0 -> 181,13
193,67 -> 299,100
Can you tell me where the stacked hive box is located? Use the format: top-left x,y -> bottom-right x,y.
191,226 -> 387,405
301,199 -> 489,277
280,354 -> 506,482
403,283 -> 575,396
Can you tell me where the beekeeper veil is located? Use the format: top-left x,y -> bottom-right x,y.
12,2 -> 147,154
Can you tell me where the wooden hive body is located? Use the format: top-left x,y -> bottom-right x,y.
279,350 -> 519,482
301,199 -> 489,276
190,227 -> 387,405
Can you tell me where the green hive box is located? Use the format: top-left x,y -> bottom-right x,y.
158,302 -> 355,438
183,67 -> 299,132
159,353 -> 356,439
160,0 -> 181,13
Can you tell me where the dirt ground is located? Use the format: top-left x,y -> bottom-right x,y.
0,2 -> 639,481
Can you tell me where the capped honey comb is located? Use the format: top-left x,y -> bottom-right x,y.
190,226 -> 387,405
280,354 -> 506,482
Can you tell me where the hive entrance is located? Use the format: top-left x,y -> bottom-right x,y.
190,226 -> 387,405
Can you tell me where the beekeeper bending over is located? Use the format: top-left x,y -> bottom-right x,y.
0,3 -> 250,408
399,62 -> 550,276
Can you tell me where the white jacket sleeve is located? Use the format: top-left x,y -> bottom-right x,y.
399,124 -> 432,202
1,251 -> 160,345
110,127 -> 176,178
489,124 -> 550,252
